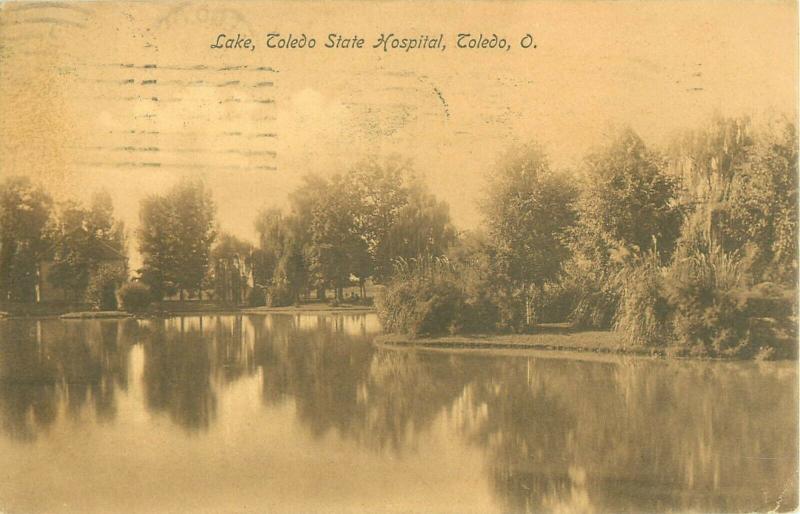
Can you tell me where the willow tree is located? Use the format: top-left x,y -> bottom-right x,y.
669,116 -> 798,284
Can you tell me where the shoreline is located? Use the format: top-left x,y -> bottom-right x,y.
372,331 -> 800,362
242,305 -> 376,314
0,305 -> 376,320
374,331 -> 662,357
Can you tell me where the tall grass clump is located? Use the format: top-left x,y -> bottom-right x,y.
614,250 -> 672,348
663,244 -> 754,358
375,256 -> 499,338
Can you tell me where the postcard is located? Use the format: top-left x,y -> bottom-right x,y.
0,1 -> 797,513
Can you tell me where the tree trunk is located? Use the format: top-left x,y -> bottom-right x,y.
525,298 -> 532,327
525,283 -> 534,328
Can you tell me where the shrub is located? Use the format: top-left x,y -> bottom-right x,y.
376,276 -> 458,337
663,245 -> 754,358
490,287 -> 527,332
119,281 -> 152,313
455,289 -> 501,334
562,256 -> 619,329
266,283 -> 293,307
247,286 -> 266,307
409,281 -> 464,337
85,263 -> 127,310
531,281 -> 575,324
614,250 -> 672,347
375,257 -> 500,338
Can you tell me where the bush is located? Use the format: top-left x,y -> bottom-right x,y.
266,283 -> 293,307
376,276 -> 456,337
614,251 -> 672,347
375,257 -> 500,338
663,245 -> 754,358
612,241 -> 797,359
561,256 -> 619,329
489,287 -> 527,332
410,281 -> 464,337
247,287 -> 266,307
85,263 -> 127,310
455,289 -> 501,334
119,281 -> 152,313
531,281 -> 575,324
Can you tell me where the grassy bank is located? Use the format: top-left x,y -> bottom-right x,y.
375,327 -> 798,360
243,304 -> 375,314
374,328 -> 662,357
60,311 -> 132,320
0,302 -> 376,320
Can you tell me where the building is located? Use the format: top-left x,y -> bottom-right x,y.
36,236 -> 128,306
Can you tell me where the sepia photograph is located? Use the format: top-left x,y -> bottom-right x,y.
0,0 -> 797,513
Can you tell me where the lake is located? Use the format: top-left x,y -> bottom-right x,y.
0,314 -> 796,513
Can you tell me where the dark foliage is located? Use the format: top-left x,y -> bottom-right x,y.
119,281 -> 152,313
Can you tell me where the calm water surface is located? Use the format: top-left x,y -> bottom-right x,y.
0,314 -> 796,514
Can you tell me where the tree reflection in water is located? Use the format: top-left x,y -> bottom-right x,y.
142,318 -> 218,432
450,356 -> 798,513
0,319 -> 135,440
254,314 -> 375,439
0,314 -> 795,513
249,318 -> 797,512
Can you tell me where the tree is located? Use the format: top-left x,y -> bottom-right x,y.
482,144 -> 578,326
0,177 -> 53,302
666,115 -> 756,257
346,156 -> 412,282
212,232 -> 254,305
668,115 -> 755,203
308,174 -> 369,301
667,115 -> 797,285
212,232 -> 253,262
384,184 -> 457,265
254,208 -> 290,287
566,130 -> 681,328
253,208 -> 310,305
718,121 -> 797,282
138,179 -> 216,301
138,195 -> 177,301
680,118 -> 797,283
253,160 -> 457,302
287,175 -> 328,299
575,129 -> 682,262
272,235 -> 308,305
171,180 -> 216,299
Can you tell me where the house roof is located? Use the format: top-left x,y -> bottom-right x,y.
42,228 -> 127,262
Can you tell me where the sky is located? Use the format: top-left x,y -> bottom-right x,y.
1,0 -> 797,261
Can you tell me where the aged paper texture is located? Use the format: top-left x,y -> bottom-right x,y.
0,1 -> 797,513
